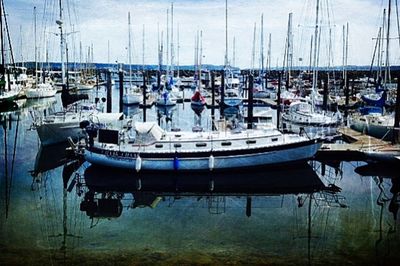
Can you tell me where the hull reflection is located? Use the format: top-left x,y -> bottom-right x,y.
83,163 -> 327,195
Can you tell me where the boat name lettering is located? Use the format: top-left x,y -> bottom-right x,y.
104,150 -> 137,158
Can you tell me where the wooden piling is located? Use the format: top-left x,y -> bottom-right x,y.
106,70 -> 112,113
393,77 -> 400,144
211,72 -> 216,130
119,70 -> 124,113
323,75 -> 328,111
247,74 -> 254,129
220,70 -> 225,118
277,72 -> 281,130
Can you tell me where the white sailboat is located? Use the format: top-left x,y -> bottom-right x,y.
282,0 -> 341,136
80,121 -> 322,172
123,12 -> 142,106
25,7 -> 57,99
0,1 -> 22,108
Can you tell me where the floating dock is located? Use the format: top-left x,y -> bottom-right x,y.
315,127 -> 400,162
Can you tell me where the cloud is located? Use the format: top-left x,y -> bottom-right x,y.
5,0 -> 399,68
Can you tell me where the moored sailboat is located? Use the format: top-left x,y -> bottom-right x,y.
78,120 -> 322,172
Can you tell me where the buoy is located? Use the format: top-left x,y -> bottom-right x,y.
209,155 -> 215,171
173,156 -> 179,170
135,155 -> 142,172
209,179 -> 214,191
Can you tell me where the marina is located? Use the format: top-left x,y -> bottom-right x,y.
1,0 -> 400,265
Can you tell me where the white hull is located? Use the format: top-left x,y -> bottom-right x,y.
37,111 -> 123,146
83,122 -> 321,172
26,84 -> 57,99
85,140 -> 320,171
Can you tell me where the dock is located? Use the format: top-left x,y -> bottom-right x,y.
315,127 -> 400,162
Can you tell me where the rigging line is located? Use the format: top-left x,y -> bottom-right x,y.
1,0 -> 16,66
396,0 -> 400,49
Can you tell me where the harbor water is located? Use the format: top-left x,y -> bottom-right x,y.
1,85 -> 399,265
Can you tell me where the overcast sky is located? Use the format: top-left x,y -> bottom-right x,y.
5,0 -> 399,68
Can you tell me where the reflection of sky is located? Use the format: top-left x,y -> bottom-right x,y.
6,0 -> 398,68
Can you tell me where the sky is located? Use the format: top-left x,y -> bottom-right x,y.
4,0 -> 399,69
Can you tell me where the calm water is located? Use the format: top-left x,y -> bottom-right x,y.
1,85 -> 399,265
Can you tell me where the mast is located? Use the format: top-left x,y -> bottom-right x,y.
170,2 -> 174,78
128,11 -> 132,88
384,0 -> 392,86
20,25 -> 24,67
260,14 -> 264,83
198,30 -> 203,90
232,36 -> 236,68
379,9 -> 386,79
34,6 -> 38,84
311,0 -> 320,113
56,0 -> 65,84
166,8 -> 169,80
107,40 -> 110,64
177,23 -> 180,78
224,0 -> 228,67
251,22 -> 256,74
286,12 -> 293,86
142,24 -> 145,73
0,0 -> 4,94
267,33 -> 271,74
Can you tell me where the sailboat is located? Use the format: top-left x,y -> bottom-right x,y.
78,120 -> 322,172
123,12 -> 142,106
282,0 -> 341,137
349,0 -> 397,140
0,1 -> 22,109
25,6 -> 57,99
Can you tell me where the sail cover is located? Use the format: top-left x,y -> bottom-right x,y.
134,122 -> 164,144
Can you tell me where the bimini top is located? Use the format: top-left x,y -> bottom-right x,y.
134,122 -> 165,144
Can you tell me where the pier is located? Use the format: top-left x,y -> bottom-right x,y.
315,127 -> 400,162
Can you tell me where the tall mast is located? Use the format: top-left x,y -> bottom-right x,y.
311,0 -> 320,112
260,14 -> 264,81
142,24 -> 145,73
34,6 -> 38,84
20,25 -> 24,67
384,0 -> 392,86
177,23 -> 180,78
267,33 -> 271,73
286,12 -> 293,85
107,40 -> 110,64
251,22 -> 256,74
198,30 -> 202,90
166,8 -> 169,80
170,2 -> 174,78
224,0 -> 228,67
0,0 -> 4,89
232,36 -> 236,68
57,0 -> 65,84
128,12 -> 132,88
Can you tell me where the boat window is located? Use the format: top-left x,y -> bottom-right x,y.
155,144 -> 163,148
174,134 -> 182,137
246,140 -> 256,144
271,138 -> 278,142
221,141 -> 232,146
196,143 -> 207,147
174,143 -> 182,148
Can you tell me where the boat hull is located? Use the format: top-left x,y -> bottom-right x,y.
84,140 -> 321,171
37,121 -> 83,146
